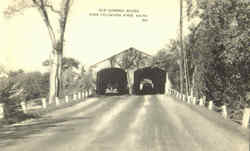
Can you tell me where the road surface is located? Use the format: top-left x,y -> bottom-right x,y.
0,95 -> 249,151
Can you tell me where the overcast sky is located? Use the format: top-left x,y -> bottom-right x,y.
0,0 -> 189,72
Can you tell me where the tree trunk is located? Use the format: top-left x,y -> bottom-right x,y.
191,66 -> 197,97
49,51 -> 62,104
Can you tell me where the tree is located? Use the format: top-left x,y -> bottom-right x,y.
43,57 -> 80,96
114,48 -> 149,70
183,0 -> 250,119
5,0 -> 74,103
4,70 -> 50,101
0,74 -> 25,122
152,42 -> 181,90
43,57 -> 80,73
80,69 -> 95,94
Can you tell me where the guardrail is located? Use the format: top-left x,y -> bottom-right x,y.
166,88 -> 250,129
0,89 -> 94,120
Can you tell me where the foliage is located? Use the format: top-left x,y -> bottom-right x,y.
152,47 -> 180,90
43,57 -> 80,73
183,0 -> 250,118
79,69 -> 96,91
3,70 -> 50,101
0,70 -> 49,123
61,65 -> 95,95
111,47 -> 151,70
43,57 -> 81,96
4,0 -> 74,103
152,0 -> 249,119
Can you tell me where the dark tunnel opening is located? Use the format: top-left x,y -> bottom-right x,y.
133,67 -> 166,95
96,68 -> 129,95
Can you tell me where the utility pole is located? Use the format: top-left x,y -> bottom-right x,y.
179,0 -> 184,94
184,48 -> 190,96
182,1 -> 190,97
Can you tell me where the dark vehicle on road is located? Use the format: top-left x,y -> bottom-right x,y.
142,82 -> 154,94
96,68 -> 129,95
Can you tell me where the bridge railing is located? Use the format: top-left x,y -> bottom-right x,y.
0,89 -> 94,120
166,88 -> 250,129
25,89 -> 94,113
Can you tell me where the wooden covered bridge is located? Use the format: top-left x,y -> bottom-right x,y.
89,47 -> 170,95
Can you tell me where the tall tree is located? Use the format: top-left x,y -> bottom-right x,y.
43,57 -> 80,73
184,0 -> 250,118
4,0 -> 74,103
43,57 -> 80,96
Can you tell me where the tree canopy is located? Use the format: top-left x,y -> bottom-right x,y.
153,0 -> 250,119
4,0 -> 74,103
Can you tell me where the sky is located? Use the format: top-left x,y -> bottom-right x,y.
0,0 -> 189,72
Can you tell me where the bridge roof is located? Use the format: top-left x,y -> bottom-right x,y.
90,47 -> 153,68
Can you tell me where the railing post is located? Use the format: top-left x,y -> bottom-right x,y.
20,101 -> 27,114
0,103 -> 5,119
199,98 -> 204,106
73,94 -> 77,101
202,96 -> 206,105
208,101 -> 213,110
65,96 -> 69,103
242,108 -> 250,128
78,92 -> 81,100
222,105 -> 227,119
187,96 -> 191,104
183,95 -> 186,101
82,91 -> 85,99
42,98 -> 47,109
55,97 -> 60,106
203,96 -> 206,102
192,97 -> 196,105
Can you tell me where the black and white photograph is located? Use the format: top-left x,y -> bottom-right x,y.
0,0 -> 249,150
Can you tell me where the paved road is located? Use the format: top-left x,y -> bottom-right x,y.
0,95 -> 249,151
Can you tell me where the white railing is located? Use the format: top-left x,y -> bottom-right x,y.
166,88 -> 250,129
0,89 -> 94,120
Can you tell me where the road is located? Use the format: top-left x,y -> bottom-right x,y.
0,95 -> 249,151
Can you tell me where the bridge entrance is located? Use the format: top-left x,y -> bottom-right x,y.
133,67 -> 166,95
96,68 -> 129,95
